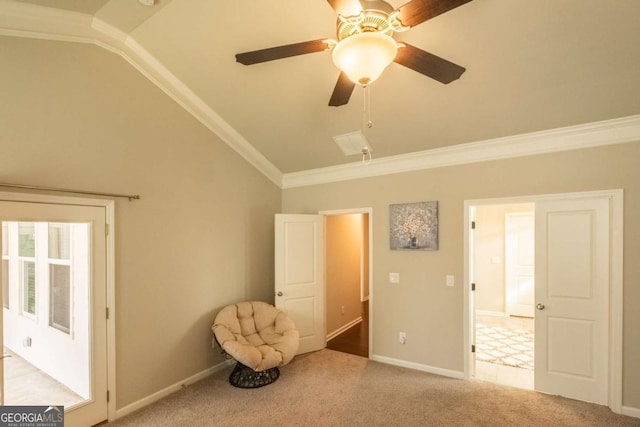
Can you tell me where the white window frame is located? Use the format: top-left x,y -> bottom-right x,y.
0,191 -> 117,421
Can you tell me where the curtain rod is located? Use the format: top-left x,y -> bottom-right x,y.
0,183 -> 140,201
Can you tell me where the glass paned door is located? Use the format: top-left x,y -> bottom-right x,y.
0,200 -> 108,427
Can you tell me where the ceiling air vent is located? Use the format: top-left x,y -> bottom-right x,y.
332,131 -> 372,156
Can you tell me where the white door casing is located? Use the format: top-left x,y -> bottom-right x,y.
535,197 -> 609,405
468,207 -> 477,377
464,190 -> 623,413
505,212 -> 535,318
0,199 -> 109,426
274,214 -> 325,354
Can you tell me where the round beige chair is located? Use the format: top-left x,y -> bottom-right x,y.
212,301 -> 299,388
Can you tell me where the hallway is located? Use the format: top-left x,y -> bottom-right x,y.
326,301 -> 368,358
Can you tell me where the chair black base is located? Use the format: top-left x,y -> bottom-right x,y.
229,362 -> 280,388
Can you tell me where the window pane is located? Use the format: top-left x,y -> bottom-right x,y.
2,259 -> 8,309
48,223 -> 70,260
22,260 -> 36,314
50,264 -> 71,333
19,223 -> 35,257
2,222 -> 7,256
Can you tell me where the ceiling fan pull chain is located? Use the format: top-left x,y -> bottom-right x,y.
361,85 -> 372,166
363,84 -> 372,131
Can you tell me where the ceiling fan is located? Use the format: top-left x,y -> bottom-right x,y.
235,0 -> 472,107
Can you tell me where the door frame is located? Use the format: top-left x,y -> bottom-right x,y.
463,189 -> 623,413
319,208 -> 373,359
0,191 -> 116,421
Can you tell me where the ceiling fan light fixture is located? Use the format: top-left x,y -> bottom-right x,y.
332,32 -> 398,86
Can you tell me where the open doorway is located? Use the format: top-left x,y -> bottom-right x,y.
0,194 -> 116,426
471,203 -> 535,390
464,190 -> 623,411
2,221 -> 90,407
322,210 -> 371,358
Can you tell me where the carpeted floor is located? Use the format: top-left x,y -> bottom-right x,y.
108,349 -> 639,427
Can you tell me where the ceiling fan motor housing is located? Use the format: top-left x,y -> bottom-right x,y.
234,0 -> 470,106
336,0 -> 399,41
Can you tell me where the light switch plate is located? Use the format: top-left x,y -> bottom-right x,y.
389,273 -> 400,283
446,275 -> 455,287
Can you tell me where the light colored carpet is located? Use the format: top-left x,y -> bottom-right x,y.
109,349 -> 639,427
475,323 -> 534,370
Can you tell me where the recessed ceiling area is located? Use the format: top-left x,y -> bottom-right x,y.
3,0 -> 640,174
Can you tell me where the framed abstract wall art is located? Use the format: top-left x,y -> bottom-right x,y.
389,201 -> 438,250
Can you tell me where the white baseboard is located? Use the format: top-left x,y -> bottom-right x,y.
622,406 -> 640,419
371,354 -> 464,380
476,310 -> 507,318
326,317 -> 362,341
114,359 -> 234,420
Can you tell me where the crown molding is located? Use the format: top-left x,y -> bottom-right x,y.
281,114 -> 640,189
3,2 -> 640,191
0,1 -> 284,187
0,1 -> 94,41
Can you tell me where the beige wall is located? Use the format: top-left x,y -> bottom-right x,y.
283,141 -> 640,409
0,37 -> 281,408
326,214 -> 363,335
474,203 -> 533,314
4,32 -> 640,413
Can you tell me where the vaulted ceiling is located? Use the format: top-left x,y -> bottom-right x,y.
3,0 -> 640,177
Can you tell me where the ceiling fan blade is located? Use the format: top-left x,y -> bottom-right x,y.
394,43 -> 465,83
236,40 -> 329,65
396,0 -> 473,28
326,0 -> 363,16
329,72 -> 356,106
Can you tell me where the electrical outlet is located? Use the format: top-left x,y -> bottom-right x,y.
389,272 -> 400,283
341,305 -> 345,315
399,332 -> 407,344
446,275 -> 455,287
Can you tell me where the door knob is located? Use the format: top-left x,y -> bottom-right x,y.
536,303 -> 545,310
277,291 -> 283,297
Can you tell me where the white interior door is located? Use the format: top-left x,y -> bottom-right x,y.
505,212 -> 535,317
534,197 -> 609,404
0,200 -> 108,426
274,214 -> 325,354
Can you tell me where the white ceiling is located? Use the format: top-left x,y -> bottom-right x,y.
5,0 -> 640,174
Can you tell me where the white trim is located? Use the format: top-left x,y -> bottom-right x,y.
3,3 -> 640,191
91,17 -> 127,45
0,28 -> 94,44
0,1 -> 94,38
320,208 -> 373,359
105,201 -> 117,420
0,191 -> 117,421
119,36 -> 283,187
0,2 -> 283,188
326,317 -> 362,341
115,359 -> 234,419
371,355 -> 464,380
282,115 -> 640,188
609,188 -> 624,414
463,189 -> 624,414
622,406 -> 640,419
